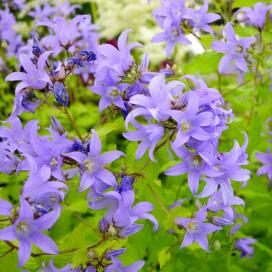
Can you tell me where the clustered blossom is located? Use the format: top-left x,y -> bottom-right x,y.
152,0 -> 220,56
90,29 -> 157,114
2,14 -> 99,121
123,66 -> 252,250
1,0 -> 267,269
0,7 -> 22,63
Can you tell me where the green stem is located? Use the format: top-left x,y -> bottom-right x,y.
228,0 -> 232,21
63,107 -> 84,142
147,184 -> 169,215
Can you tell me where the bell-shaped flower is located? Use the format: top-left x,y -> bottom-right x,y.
0,196 -> 59,267
65,130 -> 124,192
5,51 -> 52,93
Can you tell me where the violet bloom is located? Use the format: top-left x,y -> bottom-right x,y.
152,0 -> 191,56
97,29 -> 142,79
91,177 -> 158,237
198,135 -> 250,203
176,207 -> 221,251
36,16 -> 86,49
165,147 -> 209,194
171,91 -> 214,148
105,257 -> 145,272
235,238 -> 256,258
123,121 -> 164,162
6,51 -> 52,93
98,190 -> 158,237
235,2 -> 271,29
66,130 -> 124,192
43,259 -> 80,272
91,74 -> 128,112
212,22 -> 255,74
201,133 -> 250,182
0,198 -> 12,216
23,156 -> 67,212
0,197 -> 59,267
187,0 -> 221,35
152,0 -> 220,56
207,191 -> 244,213
126,75 -> 184,123
256,150 -> 272,180
0,117 -> 39,155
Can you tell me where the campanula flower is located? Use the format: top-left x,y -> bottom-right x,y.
0,196 -> 59,267
176,207 -> 221,251
212,22 -> 255,74
66,130 -> 124,191
6,51 -> 52,93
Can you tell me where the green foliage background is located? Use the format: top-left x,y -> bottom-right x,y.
0,0 -> 272,271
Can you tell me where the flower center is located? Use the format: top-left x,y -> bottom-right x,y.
187,221 -> 202,234
84,159 -> 96,173
235,44 -> 243,53
181,120 -> 191,132
213,164 -> 221,171
109,89 -> 119,99
121,65 -> 140,84
180,19 -> 194,34
50,157 -> 58,166
108,224 -> 118,236
16,221 -> 29,234
191,155 -> 202,167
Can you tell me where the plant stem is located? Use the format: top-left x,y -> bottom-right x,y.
63,107 -> 84,142
88,237 -> 106,249
228,0 -> 232,21
147,184 -> 169,215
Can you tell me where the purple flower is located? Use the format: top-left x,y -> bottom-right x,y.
53,82 -> 69,107
187,0 -> 221,35
0,9 -> 22,58
92,76 -> 128,112
66,130 -> 124,191
97,29 -> 142,78
6,51 -> 52,93
235,3 -> 271,29
43,259 -> 79,272
165,147 -> 209,194
207,191 -> 244,213
105,257 -> 145,272
23,156 -> 67,212
0,196 -> 59,267
126,75 -> 184,123
235,238 -> 256,258
171,91 -> 214,148
0,198 -> 13,216
91,30 -> 153,112
212,22 -> 256,74
197,135 -> 250,204
90,179 -> 158,237
7,90 -> 40,122
36,16 -> 87,50
123,121 -> 164,161
176,207 -> 221,251
152,0 -> 220,56
256,150 -> 272,180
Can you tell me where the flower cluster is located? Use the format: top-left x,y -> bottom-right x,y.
1,0 -> 270,270
90,29 -> 157,114
152,0 -> 220,56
